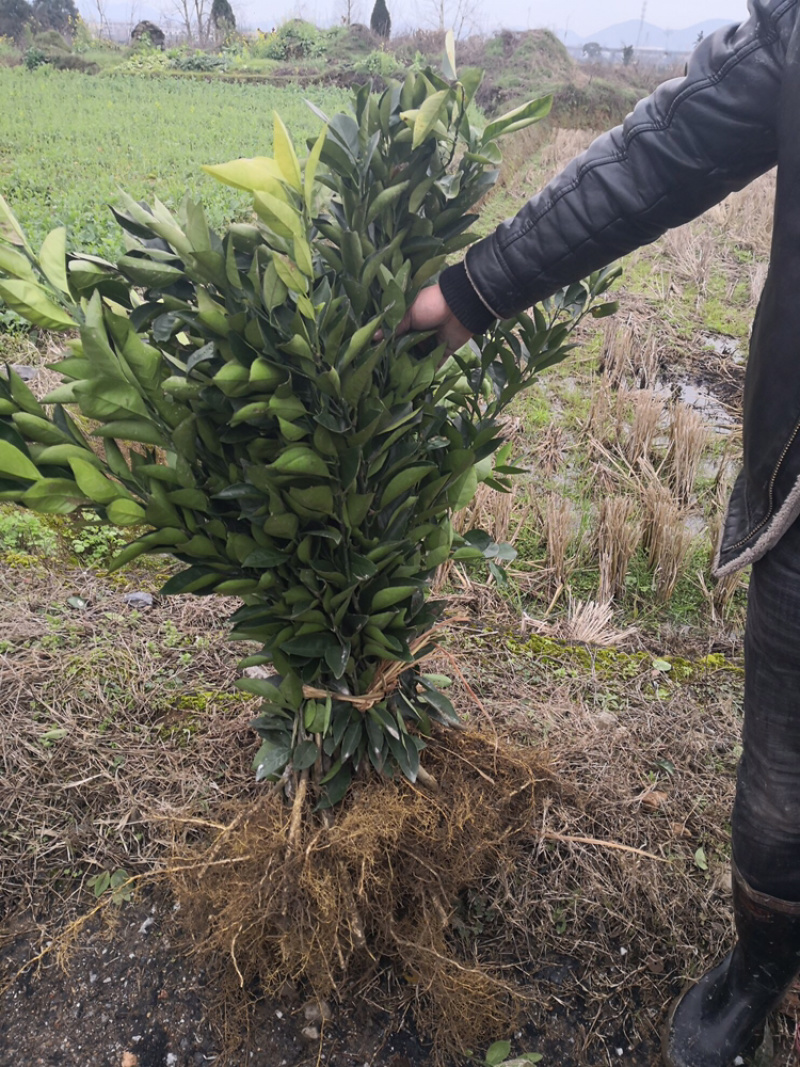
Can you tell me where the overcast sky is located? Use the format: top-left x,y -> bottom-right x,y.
93,0 -> 750,39
501,0 -> 747,35
222,0 -> 749,35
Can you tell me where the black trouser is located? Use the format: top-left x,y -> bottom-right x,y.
732,518 -> 800,901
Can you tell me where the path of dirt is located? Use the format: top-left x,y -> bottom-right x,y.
2,890 -> 797,1067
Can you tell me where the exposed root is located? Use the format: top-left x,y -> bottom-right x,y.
167,729 -> 544,1063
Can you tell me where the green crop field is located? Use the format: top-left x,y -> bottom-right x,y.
0,68 -> 348,260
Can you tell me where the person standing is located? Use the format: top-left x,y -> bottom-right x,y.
404,2 -> 800,1063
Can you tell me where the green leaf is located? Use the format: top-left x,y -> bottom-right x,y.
317,763 -> 352,809
69,457 -> 125,505
253,737 -> 291,781
118,256 -> 185,288
410,90 -> 452,149
273,112 -> 302,192
443,30 -> 456,81
0,279 -> 75,330
92,420 -> 168,447
106,498 -> 146,526
485,1041 -> 512,1066
292,739 -> 320,771
694,847 -> 708,872
324,642 -> 350,680
38,228 -> 70,294
0,439 -> 41,482
0,243 -> 36,282
160,566 -> 222,595
366,182 -> 410,226
304,127 -> 327,217
370,585 -> 418,611
22,477 -> 86,513
380,465 -> 433,508
481,95 -> 552,144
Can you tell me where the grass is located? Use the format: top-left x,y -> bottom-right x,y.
0,54 -> 793,1067
0,67 -> 348,258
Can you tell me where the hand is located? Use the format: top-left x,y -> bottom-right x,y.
398,284 -> 473,354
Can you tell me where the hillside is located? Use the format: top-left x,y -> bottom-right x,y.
572,17 -> 733,51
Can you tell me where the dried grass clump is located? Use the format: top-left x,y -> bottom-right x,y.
600,318 -> 662,391
168,732 -> 543,1062
544,494 -> 577,590
720,170 -> 776,262
624,388 -> 664,468
660,224 -> 715,296
600,320 -> 635,388
596,496 -> 640,602
642,481 -> 693,602
665,402 -> 708,506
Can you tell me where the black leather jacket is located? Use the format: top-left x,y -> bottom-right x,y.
440,0 -> 800,576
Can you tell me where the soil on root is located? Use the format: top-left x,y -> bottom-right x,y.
167,731 -> 544,1064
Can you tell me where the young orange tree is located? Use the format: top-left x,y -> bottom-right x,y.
0,42 -> 618,806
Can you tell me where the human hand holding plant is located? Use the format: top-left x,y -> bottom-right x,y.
396,281 -> 473,354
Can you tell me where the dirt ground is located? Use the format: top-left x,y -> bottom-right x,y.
0,130 -> 796,1067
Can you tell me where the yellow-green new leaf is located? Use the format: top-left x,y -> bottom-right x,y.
0,193 -> 31,252
0,279 -> 76,331
0,439 -> 41,482
412,90 -> 452,149
273,112 -> 302,192
39,228 -> 70,294
273,255 -> 308,295
481,95 -> 552,144
202,156 -> 285,194
443,30 -> 456,81
253,190 -> 304,240
293,235 -> 314,278
303,127 -> 327,217
0,243 -> 36,282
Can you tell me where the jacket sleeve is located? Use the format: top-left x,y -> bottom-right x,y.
440,0 -> 797,334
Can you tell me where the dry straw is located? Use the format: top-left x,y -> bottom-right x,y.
641,480 -> 693,602
596,496 -> 641,602
624,388 -> 664,468
544,493 -> 577,591
665,402 -> 708,506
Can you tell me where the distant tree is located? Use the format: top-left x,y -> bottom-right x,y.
416,0 -> 477,37
210,0 -> 235,32
370,0 -> 390,38
582,40 -> 602,59
339,0 -> 360,25
31,0 -> 77,34
621,43 -> 634,66
0,0 -> 32,40
695,30 -> 704,46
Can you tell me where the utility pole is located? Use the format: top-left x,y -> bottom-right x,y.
635,0 -> 647,47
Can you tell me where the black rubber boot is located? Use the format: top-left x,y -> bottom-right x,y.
663,864 -> 800,1067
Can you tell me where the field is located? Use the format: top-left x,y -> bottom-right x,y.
0,68 -> 348,259
0,54 -> 793,1067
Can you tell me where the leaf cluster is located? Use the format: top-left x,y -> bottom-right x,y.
0,45 -> 618,800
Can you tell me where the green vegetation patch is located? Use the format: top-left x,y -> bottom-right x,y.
506,631 -> 742,684
0,68 -> 348,258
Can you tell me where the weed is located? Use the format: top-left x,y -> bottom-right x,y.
0,505 -> 59,555
70,514 -> 126,567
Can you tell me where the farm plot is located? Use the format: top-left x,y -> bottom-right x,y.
0,68 -> 348,260
0,86 -> 796,1066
